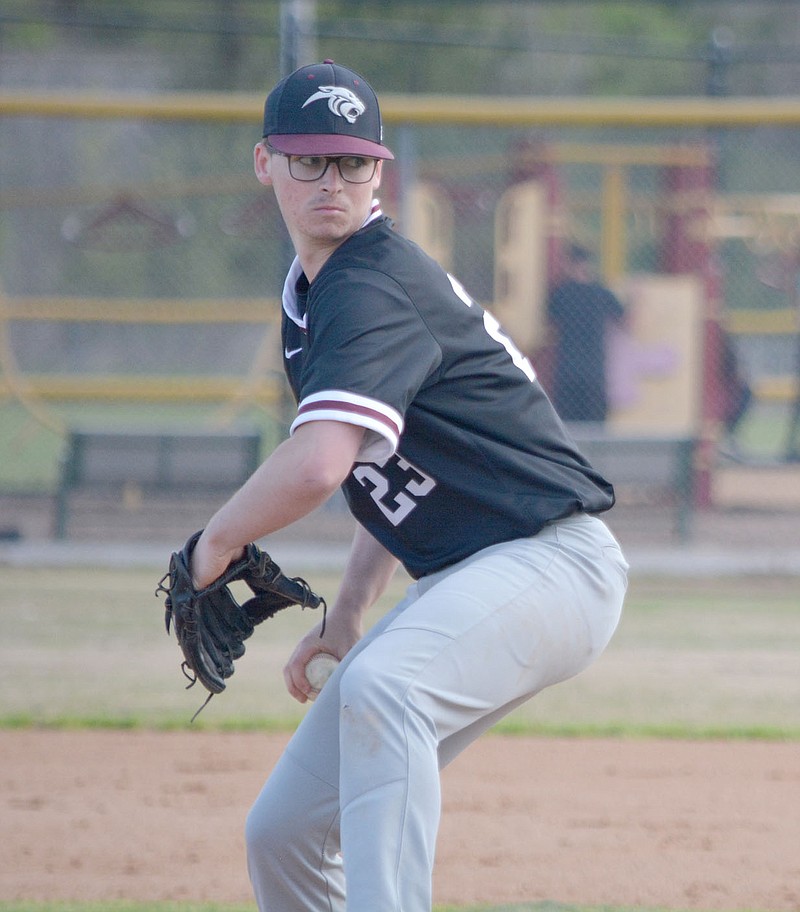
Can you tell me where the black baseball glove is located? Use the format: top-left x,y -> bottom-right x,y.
157,530 -> 325,717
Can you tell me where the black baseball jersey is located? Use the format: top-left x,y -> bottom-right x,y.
281,207 -> 614,579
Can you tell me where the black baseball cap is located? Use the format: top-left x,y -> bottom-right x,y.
263,60 -> 394,160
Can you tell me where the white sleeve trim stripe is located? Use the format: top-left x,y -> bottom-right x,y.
290,390 -> 403,452
298,390 -> 403,432
291,409 -> 400,454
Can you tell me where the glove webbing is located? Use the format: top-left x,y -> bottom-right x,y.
156,567 -> 327,723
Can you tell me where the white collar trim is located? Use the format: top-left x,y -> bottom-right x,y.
282,201 -> 383,328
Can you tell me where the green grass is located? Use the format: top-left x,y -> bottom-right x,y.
1,568 -> 798,739
736,399 -> 795,460
0,905 -> 258,912
0,404 -> 64,490
0,902 -> 777,912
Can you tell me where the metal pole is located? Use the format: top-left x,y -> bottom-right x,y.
276,2 -> 317,433
600,164 -> 626,285
280,0 -> 317,76
396,125 -> 416,237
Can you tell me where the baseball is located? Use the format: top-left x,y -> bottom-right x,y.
305,653 -> 339,697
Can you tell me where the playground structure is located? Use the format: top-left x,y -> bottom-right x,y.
1,90 -> 799,518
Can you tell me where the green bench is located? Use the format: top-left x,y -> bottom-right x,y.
54,428 -> 261,539
566,426 -> 696,542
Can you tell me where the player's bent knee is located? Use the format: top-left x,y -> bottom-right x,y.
246,775 -> 309,857
245,792 -> 285,858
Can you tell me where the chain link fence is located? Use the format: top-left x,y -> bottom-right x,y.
1,94 -> 799,516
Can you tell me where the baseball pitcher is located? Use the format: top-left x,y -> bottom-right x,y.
170,60 -> 628,912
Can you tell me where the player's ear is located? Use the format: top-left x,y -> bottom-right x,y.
373,159 -> 383,189
254,142 -> 273,186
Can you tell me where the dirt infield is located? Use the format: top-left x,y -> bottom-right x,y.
2,730 -> 798,910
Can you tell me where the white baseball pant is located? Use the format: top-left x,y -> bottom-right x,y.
245,513 -> 628,912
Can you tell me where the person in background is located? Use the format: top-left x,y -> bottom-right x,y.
719,329 -> 754,458
547,242 -> 626,422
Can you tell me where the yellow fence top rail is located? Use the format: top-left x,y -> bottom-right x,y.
2,90 -> 800,127
3,296 -> 280,324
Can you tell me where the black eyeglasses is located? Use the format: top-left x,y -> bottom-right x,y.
268,148 -> 378,184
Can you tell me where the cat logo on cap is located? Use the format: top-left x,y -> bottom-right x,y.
302,86 -> 366,124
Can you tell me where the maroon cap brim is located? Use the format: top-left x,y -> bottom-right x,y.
267,133 -> 394,160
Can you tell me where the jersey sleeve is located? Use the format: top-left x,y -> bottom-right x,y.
290,267 -> 442,462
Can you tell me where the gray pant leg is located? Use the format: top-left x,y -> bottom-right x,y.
246,747 -> 345,912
